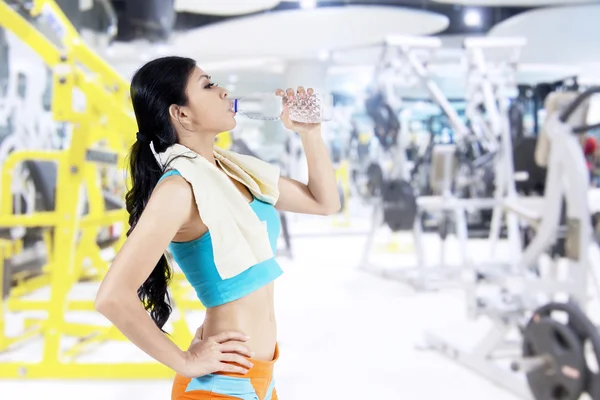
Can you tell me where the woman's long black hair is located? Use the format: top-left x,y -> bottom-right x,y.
126,56 -> 197,330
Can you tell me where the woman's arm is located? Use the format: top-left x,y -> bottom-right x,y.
96,176 -> 253,377
275,128 -> 341,215
94,177 -> 197,374
274,86 -> 341,216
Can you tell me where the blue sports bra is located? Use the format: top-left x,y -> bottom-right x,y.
159,169 -> 283,308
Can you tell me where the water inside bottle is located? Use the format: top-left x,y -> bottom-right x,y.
232,92 -> 333,122
232,95 -> 282,121
288,93 -> 333,124
241,103 -> 280,121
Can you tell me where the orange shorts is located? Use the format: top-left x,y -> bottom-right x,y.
172,344 -> 279,400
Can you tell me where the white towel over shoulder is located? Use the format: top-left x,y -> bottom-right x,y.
156,143 -> 280,279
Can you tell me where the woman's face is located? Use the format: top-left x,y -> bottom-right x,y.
182,66 -> 236,134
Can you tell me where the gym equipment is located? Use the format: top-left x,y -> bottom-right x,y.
214,130 -> 233,150
515,301 -> 600,400
509,100 -> 526,141
0,0 -> 199,379
0,33 -> 77,298
464,37 -> 527,265
381,179 -> 417,232
423,88 -> 600,400
332,159 -> 351,227
348,129 -> 385,203
359,36 -> 512,290
513,137 -> 547,196
364,88 -> 400,152
365,162 -> 384,197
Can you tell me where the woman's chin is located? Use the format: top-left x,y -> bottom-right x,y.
224,116 -> 237,131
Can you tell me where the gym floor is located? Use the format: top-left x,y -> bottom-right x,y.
0,211 -> 523,400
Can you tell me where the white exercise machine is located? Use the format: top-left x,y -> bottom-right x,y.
423,88 -> 600,400
359,36 -> 524,291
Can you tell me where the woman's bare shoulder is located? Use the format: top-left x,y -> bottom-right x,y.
147,174 -> 194,218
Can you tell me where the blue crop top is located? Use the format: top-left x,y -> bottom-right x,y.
159,169 -> 283,308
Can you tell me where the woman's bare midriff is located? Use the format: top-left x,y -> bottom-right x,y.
174,174 -> 277,361
200,282 -> 277,361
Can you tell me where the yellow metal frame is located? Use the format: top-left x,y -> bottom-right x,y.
332,159 -> 351,227
214,131 -> 233,150
0,0 -> 200,379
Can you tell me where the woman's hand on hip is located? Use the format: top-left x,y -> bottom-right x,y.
187,324 -> 204,350
180,331 -> 254,378
275,86 -> 321,136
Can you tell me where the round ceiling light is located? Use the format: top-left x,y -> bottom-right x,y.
173,6 -> 449,62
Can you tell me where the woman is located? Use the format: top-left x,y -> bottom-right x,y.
94,56 -> 340,400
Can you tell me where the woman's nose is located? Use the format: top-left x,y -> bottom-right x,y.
220,86 -> 228,99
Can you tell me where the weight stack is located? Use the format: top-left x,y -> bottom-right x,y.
513,137 -> 547,196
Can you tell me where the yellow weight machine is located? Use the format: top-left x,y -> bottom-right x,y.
332,159 -> 351,227
0,0 -> 200,379
214,130 -> 233,150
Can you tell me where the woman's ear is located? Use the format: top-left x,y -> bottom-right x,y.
169,104 -> 192,131
168,104 -> 181,122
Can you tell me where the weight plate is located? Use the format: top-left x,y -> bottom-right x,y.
523,316 -> 586,400
524,302 -> 600,400
382,179 -> 417,232
536,302 -> 600,399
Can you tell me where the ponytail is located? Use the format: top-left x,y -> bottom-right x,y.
125,140 -> 172,330
126,56 -> 197,330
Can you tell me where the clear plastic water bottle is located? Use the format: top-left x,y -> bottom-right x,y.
232,92 -> 333,123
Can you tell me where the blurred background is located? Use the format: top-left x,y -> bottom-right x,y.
2,0 -> 600,399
